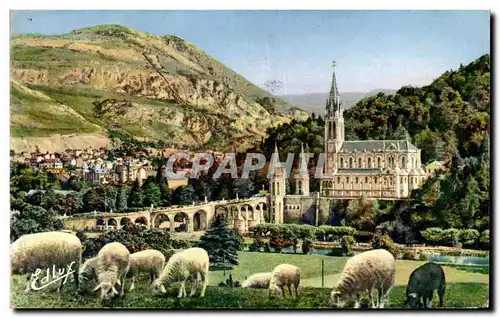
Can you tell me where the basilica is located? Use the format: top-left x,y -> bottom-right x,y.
268,64 -> 429,225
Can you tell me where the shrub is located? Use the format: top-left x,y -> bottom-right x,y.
371,233 -> 398,258
459,229 -> 480,247
401,251 -> 417,260
480,230 -> 490,249
81,225 -> 174,260
302,238 -> 313,254
340,235 -> 356,256
419,253 -> 430,261
353,230 -> 374,243
441,228 -> 460,247
248,237 -> 264,252
420,228 -> 443,245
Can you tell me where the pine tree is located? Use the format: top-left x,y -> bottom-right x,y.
198,214 -> 240,269
128,180 -> 144,208
116,187 -> 129,211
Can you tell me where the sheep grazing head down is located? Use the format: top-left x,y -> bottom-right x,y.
405,293 -> 423,308
93,282 -> 119,300
151,279 -> 166,295
331,290 -> 349,308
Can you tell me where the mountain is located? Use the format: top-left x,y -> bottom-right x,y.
10,24 -> 308,153
281,89 -> 397,114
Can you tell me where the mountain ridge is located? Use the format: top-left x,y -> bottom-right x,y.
10,24 -> 308,153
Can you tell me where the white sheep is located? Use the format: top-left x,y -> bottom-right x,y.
10,231 -> 82,293
126,249 -> 166,291
331,249 -> 396,309
93,242 -> 130,302
268,264 -> 300,298
151,247 -> 209,298
78,257 -> 98,291
242,272 -> 272,289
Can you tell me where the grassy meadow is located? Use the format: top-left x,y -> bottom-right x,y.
10,251 -> 489,309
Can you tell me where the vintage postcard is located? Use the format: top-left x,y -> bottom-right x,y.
9,10 -> 491,310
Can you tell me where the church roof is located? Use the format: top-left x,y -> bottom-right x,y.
337,168 -> 382,174
340,140 -> 418,152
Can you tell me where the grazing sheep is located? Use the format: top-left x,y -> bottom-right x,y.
93,242 -> 130,302
78,257 -> 98,292
405,262 -> 446,308
242,272 -> 272,289
126,249 -> 166,291
151,247 -> 209,298
10,231 -> 82,293
268,264 -> 300,298
331,249 -> 396,309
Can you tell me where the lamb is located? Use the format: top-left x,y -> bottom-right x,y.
242,272 -> 272,289
405,262 -> 446,308
151,247 -> 209,298
331,249 -> 396,309
78,257 -> 98,291
93,242 -> 130,302
126,249 -> 166,291
268,264 -> 300,298
10,231 -> 82,293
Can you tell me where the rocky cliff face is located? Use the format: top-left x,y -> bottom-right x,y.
10,24 -> 308,153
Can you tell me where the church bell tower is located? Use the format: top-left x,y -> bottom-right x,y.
324,61 -> 344,174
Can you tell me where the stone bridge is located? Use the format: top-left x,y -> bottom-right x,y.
62,196 -> 269,234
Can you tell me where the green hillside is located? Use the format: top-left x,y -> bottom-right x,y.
10,24 -> 307,152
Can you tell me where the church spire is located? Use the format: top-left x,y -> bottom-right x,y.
300,142 -> 309,177
326,60 -> 342,117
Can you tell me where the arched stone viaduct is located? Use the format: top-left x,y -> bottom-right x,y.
62,197 -> 269,234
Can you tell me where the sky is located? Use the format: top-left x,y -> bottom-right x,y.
10,10 -> 490,95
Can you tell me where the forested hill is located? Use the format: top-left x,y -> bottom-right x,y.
344,54 -> 490,164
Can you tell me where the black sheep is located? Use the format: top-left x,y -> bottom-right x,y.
405,262 -> 446,308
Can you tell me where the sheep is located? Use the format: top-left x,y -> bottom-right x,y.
10,231 -> 82,293
268,264 -> 300,298
78,257 -> 98,292
331,249 -> 396,309
405,262 -> 446,308
242,272 -> 272,289
126,249 -> 166,292
93,242 -> 130,302
151,247 -> 209,298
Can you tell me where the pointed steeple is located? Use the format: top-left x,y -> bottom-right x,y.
326,60 -> 342,117
272,141 -> 280,166
300,142 -> 309,177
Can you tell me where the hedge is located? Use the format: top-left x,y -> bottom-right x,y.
249,224 -> 355,242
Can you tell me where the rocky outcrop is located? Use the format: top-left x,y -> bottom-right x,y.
10,25 -> 308,152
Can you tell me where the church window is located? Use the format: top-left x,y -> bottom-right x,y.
377,157 -> 382,168
365,177 -> 368,183
346,177 -> 350,183
368,157 -> 372,168
404,177 -> 406,183
277,182 -> 280,195
358,158 -> 362,168
375,177 -> 378,183
340,158 -> 344,168
349,157 -> 353,168
298,181 -> 302,191
332,123 -> 336,139
355,177 -> 359,183
337,177 -> 341,183
401,157 -> 406,169
412,157 -> 415,168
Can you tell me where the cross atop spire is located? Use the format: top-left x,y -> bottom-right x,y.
326,60 -> 342,117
